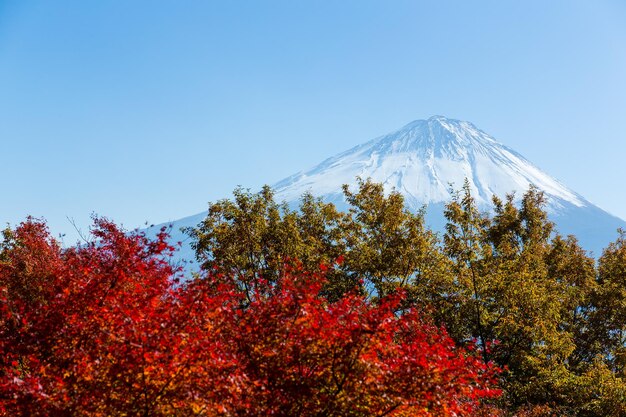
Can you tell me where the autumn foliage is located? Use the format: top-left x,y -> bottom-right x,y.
0,218 -> 500,416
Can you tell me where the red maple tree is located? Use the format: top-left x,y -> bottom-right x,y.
0,218 -> 500,416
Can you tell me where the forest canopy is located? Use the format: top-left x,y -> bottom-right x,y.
189,178 -> 626,416
2,179 -> 626,416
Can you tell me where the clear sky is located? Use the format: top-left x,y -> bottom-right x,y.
2,1 -> 626,243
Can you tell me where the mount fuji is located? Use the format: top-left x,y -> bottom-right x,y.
153,116 -> 625,261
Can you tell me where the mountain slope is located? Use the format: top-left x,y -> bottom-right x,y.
274,116 -> 585,212
152,116 -> 625,261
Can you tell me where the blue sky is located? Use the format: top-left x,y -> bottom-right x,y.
2,1 -> 625,243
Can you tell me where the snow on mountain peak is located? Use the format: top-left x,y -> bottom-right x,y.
374,116 -> 496,158
273,116 -> 587,212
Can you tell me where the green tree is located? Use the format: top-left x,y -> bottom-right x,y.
442,179 -> 494,358
443,184 -> 607,415
188,185 -> 307,303
341,178 -> 450,303
594,230 -> 626,374
189,178 -> 449,304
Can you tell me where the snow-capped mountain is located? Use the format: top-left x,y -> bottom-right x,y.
274,116 -> 585,212
152,116 -> 625,261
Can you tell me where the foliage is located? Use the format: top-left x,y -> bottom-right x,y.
341,179 -> 450,304
190,178 -> 450,304
192,266 -> 501,416
190,179 -> 626,416
0,218 -> 190,415
442,183 -> 604,415
428,184 -> 626,416
0,217 -> 500,416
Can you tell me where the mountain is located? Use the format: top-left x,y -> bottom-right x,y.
152,116 -> 626,263
274,116 -> 585,211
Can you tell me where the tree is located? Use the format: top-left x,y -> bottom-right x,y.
594,230 -> 626,373
1,217 -> 500,416
190,178 -> 450,304
188,265 -> 501,417
188,185 -> 355,303
442,179 -> 494,358
0,218 -> 194,415
443,185 -> 620,415
341,178 -> 451,303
